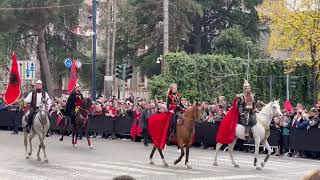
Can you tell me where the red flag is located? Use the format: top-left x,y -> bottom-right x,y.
216,99 -> 240,144
67,60 -> 78,95
55,112 -> 64,127
148,112 -> 172,149
130,111 -> 142,140
284,100 -> 292,112
2,52 -> 21,105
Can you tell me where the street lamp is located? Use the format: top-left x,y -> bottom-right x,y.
245,41 -> 252,81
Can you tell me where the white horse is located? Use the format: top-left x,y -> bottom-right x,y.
22,98 -> 50,162
213,100 -> 282,170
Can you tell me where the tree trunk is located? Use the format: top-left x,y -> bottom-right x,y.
104,0 -> 113,98
37,27 -> 54,97
193,15 -> 202,53
310,43 -> 318,105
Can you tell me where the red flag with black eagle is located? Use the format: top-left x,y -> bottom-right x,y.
148,112 -> 172,149
216,99 -> 240,144
130,111 -> 142,140
67,59 -> 78,95
2,52 -> 21,105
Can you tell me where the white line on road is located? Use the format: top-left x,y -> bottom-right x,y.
186,174 -> 289,180
70,161 -> 174,176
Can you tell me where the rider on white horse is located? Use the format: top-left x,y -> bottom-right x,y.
24,80 -> 52,133
236,80 -> 257,140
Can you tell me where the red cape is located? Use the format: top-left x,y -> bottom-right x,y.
216,99 -> 240,144
148,112 -> 172,149
130,111 -> 142,140
2,52 -> 21,105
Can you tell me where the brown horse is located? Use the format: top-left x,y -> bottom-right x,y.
149,105 -> 203,169
59,98 -> 93,149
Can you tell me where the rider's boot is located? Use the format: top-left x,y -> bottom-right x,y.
25,118 -> 32,133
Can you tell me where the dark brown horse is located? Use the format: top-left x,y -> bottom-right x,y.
59,98 -> 93,149
149,105 -> 203,169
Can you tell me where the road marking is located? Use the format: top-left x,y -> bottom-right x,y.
186,174 -> 289,180
106,160 -> 201,174
71,161 -> 174,176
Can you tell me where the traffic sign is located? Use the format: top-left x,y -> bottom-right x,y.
75,59 -> 82,69
64,58 -> 72,68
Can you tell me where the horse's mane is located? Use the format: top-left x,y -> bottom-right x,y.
184,105 -> 201,122
259,101 -> 273,114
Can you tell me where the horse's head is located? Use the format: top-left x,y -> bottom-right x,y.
82,98 -> 92,110
191,104 -> 204,123
269,99 -> 282,117
39,98 -> 48,118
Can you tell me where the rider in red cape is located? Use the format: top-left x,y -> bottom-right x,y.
216,99 -> 240,144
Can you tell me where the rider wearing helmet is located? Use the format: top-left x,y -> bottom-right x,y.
24,80 -> 51,133
236,80 -> 257,140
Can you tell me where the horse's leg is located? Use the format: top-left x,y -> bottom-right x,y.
36,133 -> 42,161
174,146 -> 185,165
24,131 -> 29,159
185,145 -> 192,169
28,131 -> 36,157
149,146 -> 157,165
213,143 -> 223,166
228,138 -> 240,168
41,131 -> 49,163
261,140 -> 271,168
157,149 -> 168,167
59,117 -> 68,141
253,136 -> 262,170
85,122 -> 92,149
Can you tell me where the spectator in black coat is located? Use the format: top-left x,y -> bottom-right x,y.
141,102 -> 152,146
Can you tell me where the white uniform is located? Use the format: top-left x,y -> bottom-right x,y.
24,91 -> 52,110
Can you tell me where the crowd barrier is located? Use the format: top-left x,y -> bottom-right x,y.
1,110 -> 320,151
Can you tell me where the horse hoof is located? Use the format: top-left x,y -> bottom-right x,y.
186,165 -> 192,169
59,138 -> 63,141
174,160 -> 178,165
44,159 -> 49,163
234,164 -> 240,168
213,162 -> 218,166
150,161 -> 155,165
261,162 -> 265,168
163,163 -> 169,168
89,145 -> 93,149
28,152 -> 32,156
25,155 -> 30,159
37,157 -> 41,161
256,167 -> 262,170
73,144 -> 78,147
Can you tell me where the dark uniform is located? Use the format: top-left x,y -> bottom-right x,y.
65,91 -> 83,124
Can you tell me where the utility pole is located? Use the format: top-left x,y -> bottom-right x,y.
122,64 -> 126,100
111,0 -> 117,97
92,0 -> 97,101
104,0 -> 113,99
269,75 -> 273,101
163,0 -> 169,74
286,75 -> 289,100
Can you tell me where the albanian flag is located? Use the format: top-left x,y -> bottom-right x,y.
216,99 -> 240,144
67,59 -> 78,95
148,112 -> 172,149
284,100 -> 292,113
2,52 -> 21,105
130,111 -> 142,140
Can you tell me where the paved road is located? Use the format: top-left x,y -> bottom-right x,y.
0,131 -> 318,180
